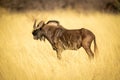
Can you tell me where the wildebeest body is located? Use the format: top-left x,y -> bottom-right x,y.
32,20 -> 98,59
56,29 -> 82,50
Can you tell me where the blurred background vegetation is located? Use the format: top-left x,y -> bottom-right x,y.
0,0 -> 120,80
0,0 -> 120,13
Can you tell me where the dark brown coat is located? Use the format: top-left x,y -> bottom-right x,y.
32,20 -> 98,59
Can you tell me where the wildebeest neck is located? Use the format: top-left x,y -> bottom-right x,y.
42,26 -> 65,48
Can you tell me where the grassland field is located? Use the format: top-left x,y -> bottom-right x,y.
0,8 -> 120,80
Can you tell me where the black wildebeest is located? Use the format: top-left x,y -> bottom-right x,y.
32,20 -> 98,59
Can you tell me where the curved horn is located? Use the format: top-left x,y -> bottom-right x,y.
33,19 -> 37,28
37,21 -> 44,29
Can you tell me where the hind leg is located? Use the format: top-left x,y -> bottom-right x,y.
83,46 -> 94,59
82,39 -> 94,59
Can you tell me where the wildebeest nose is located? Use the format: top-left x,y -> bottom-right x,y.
32,31 -> 37,36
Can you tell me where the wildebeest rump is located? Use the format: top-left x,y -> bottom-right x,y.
32,20 -> 98,59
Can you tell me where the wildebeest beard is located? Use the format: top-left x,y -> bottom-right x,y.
32,30 -> 45,41
39,35 -> 45,41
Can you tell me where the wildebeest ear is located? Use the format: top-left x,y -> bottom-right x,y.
37,21 -> 45,29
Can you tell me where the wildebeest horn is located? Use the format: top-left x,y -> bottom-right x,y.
33,19 -> 37,28
37,21 -> 44,29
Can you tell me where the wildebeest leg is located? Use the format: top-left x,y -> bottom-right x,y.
82,39 -> 94,59
84,47 -> 94,59
56,50 -> 62,60
54,40 -> 64,60
47,38 -> 57,50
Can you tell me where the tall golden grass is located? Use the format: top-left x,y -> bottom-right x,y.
0,8 -> 120,80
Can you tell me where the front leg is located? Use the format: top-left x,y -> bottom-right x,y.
47,38 -> 57,50
50,42 -> 62,59
56,50 -> 62,60
56,49 -> 63,60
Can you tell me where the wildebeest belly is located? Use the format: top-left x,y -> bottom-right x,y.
59,30 -> 82,50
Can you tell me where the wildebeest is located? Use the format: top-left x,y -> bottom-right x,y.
32,20 -> 98,59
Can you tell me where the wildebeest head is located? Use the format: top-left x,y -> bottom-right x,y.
32,20 -> 45,41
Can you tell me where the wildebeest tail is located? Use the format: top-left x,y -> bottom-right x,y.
94,37 -> 98,54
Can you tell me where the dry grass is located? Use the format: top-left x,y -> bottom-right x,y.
0,8 -> 120,80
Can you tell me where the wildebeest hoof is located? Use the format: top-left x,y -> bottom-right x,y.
57,56 -> 61,60
88,55 -> 94,60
